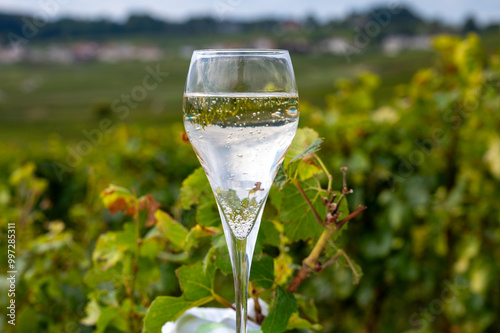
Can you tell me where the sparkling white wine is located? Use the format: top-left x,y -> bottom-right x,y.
183,93 -> 299,239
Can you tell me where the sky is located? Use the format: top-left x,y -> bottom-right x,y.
0,0 -> 499,25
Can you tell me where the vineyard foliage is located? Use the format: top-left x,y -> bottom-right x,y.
1,34 -> 499,332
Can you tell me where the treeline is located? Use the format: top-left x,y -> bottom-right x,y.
0,6 -> 498,44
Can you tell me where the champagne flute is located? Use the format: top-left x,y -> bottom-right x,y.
182,49 -> 299,332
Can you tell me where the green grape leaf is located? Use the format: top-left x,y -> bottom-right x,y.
16,307 -> 39,332
207,234 -> 232,275
485,137 -> 500,179
434,90 -> 461,111
289,138 -> 323,164
155,210 -> 189,250
284,128 -> 323,180
286,313 -> 322,331
144,261 -> 217,332
295,294 -> 319,323
138,193 -> 162,227
338,252 -> 363,284
196,193 -> 220,227
95,306 -> 128,333
92,233 -> 123,271
100,184 -> 162,226
214,246 -> 232,275
144,296 -> 214,333
278,179 -> 325,242
273,165 -> 287,189
116,222 -> 138,251
250,255 -> 274,289
177,261 -> 215,301
9,162 -> 36,185
211,230 -> 227,249
257,219 -> 280,247
100,184 -> 137,215
261,286 -> 297,333
140,237 -> 163,260
269,186 -> 284,211
284,127 -> 320,165
84,264 -> 123,289
31,230 -> 72,254
80,299 -> 101,326
180,167 -> 210,209
184,225 -> 220,251
297,160 -> 323,181
135,257 -> 162,292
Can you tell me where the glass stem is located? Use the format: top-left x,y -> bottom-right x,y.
219,198 -> 266,333
232,236 -> 249,333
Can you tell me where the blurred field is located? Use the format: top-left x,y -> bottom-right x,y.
0,46 -> 434,142
1,29 -> 499,333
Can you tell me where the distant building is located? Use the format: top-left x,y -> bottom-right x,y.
280,20 -> 302,32
316,37 -> 359,55
0,42 -> 164,64
382,35 -> 431,56
204,38 -> 277,50
98,43 -> 164,63
249,38 -> 277,49
73,42 -> 99,61
47,45 -> 74,64
280,38 -> 310,53
0,46 -> 23,64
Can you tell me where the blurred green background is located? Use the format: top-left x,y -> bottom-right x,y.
0,1 -> 499,332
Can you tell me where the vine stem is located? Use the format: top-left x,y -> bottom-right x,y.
129,192 -> 141,297
251,282 -> 264,325
214,293 -> 236,311
287,204 -> 366,293
314,154 -> 333,193
292,178 -> 323,226
321,249 -> 361,283
287,225 -> 335,293
127,191 -> 143,332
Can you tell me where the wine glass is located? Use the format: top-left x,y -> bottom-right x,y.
183,49 -> 299,332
